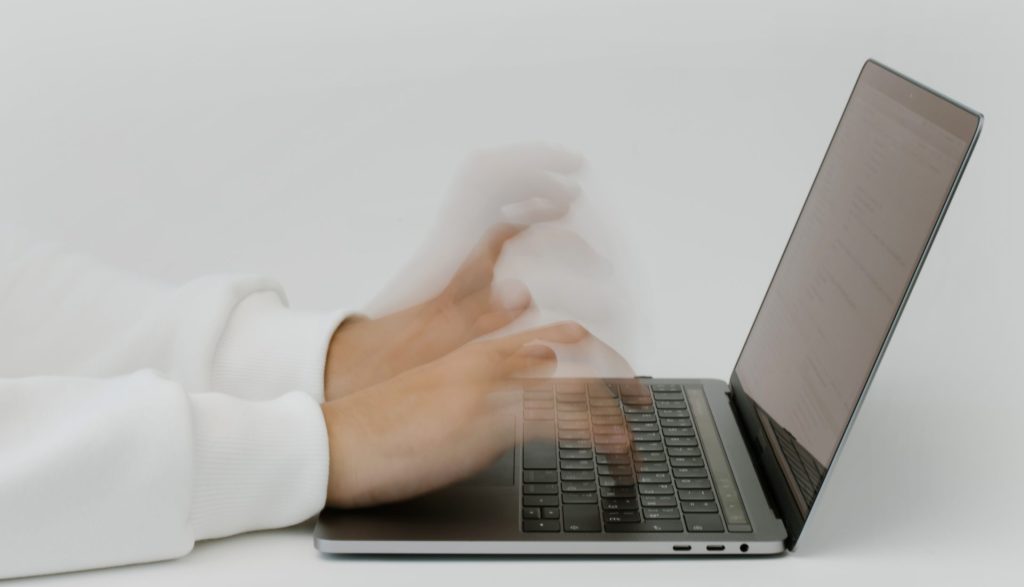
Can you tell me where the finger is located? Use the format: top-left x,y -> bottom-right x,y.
502,344 -> 558,378
472,300 -> 532,338
501,195 -> 573,224
457,279 -> 530,335
489,321 -> 590,355
446,223 -> 526,301
496,169 -> 581,206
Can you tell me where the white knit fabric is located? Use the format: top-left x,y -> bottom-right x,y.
0,231 -> 342,579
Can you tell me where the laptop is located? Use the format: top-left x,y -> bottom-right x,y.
314,59 -> 983,555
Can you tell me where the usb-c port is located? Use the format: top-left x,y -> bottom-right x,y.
706,545 -> 726,552
672,545 -> 692,552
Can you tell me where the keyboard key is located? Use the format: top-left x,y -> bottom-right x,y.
542,507 -> 560,519
524,409 -> 555,420
605,520 -> 684,532
603,511 -> 641,523
640,495 -> 677,507
559,449 -> 594,460
627,422 -> 659,433
667,447 -> 702,457
523,519 -> 560,532
562,481 -> 598,493
621,393 -> 653,405
670,457 -> 705,468
671,467 -> 708,479
561,470 -> 595,481
562,492 -> 598,504
671,457 -> 705,468
601,498 -> 639,511
559,411 -> 589,421
558,430 -> 590,440
591,416 -> 623,425
681,501 -> 719,513
638,483 -> 675,495
523,507 -> 540,519
594,443 -> 629,454
524,389 -> 553,400
633,452 -> 666,462
523,470 -> 557,483
597,464 -> 633,476
596,454 -> 631,465
637,472 -> 671,484
556,391 -> 585,402
650,384 -> 683,392
593,433 -> 628,443
652,392 -> 683,401
662,427 -> 695,437
523,423 -> 556,469
643,507 -> 681,520
557,403 -> 587,412
634,462 -> 669,473
560,459 -> 594,470
625,413 -> 657,423
556,382 -> 586,393
524,495 -> 559,507
563,505 -> 602,532
658,409 -> 688,418
623,404 -> 655,414
674,478 -> 712,490
559,439 -> 592,450
655,400 -> 686,408
598,476 -> 637,487
593,425 -> 626,435
558,421 -> 590,430
600,487 -> 637,498
590,406 -> 623,416
633,442 -> 665,452
677,489 -> 716,501
665,437 -> 698,447
523,483 -> 558,495
589,397 -> 619,407
660,418 -> 692,427
684,514 -> 724,532
631,432 -> 661,442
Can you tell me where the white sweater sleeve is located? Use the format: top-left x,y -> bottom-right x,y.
0,231 -> 347,402
0,231 -> 346,579
0,373 -> 329,579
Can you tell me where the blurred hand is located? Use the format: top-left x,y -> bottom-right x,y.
367,143 -> 585,316
321,322 -> 588,508
324,223 -> 535,401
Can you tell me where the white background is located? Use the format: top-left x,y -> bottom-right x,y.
2,0 -> 1022,585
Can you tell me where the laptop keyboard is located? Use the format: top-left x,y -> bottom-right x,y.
520,380 -> 748,534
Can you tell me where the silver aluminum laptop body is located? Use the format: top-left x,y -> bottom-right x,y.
314,60 -> 983,556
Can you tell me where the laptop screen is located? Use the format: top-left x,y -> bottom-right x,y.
733,62 -> 980,511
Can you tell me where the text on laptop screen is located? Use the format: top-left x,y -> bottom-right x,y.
735,63 -> 978,467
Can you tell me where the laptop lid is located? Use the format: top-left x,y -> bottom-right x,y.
728,60 -> 982,549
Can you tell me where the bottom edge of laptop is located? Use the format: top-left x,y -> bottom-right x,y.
313,538 -> 786,556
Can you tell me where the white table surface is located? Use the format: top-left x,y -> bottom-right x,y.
3,1 -> 1022,585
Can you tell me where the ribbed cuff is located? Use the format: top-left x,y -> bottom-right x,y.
211,291 -> 348,402
187,392 -> 329,541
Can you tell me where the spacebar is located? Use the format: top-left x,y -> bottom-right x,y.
523,422 -> 556,469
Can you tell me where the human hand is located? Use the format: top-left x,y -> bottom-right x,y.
320,322 -> 589,508
366,143 -> 585,316
324,223 -> 536,402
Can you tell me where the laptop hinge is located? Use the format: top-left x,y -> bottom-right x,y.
728,374 -> 808,549
725,388 -> 785,522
